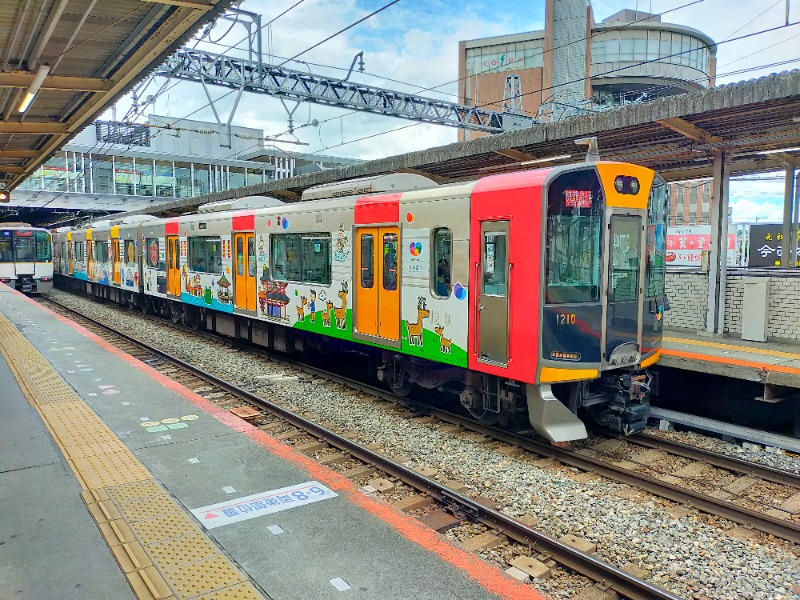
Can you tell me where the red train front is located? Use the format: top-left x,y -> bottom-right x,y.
374,161 -> 668,442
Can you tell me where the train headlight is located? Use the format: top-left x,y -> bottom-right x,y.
613,176 -> 640,195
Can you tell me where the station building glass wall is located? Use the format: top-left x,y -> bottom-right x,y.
18,151 -> 273,199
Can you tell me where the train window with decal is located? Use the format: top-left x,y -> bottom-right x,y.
145,238 -> 160,268
645,176 -> 668,299
360,233 -> 374,288
0,238 -> 11,262
189,236 -> 222,274
545,168 -> 603,304
431,228 -> 452,297
13,231 -> 35,262
74,241 -> 84,262
124,240 -> 137,266
36,231 -> 51,261
301,234 -> 331,285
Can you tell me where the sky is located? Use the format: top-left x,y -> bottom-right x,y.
104,0 -> 800,223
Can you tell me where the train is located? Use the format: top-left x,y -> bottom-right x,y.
0,223 -> 54,293
52,159 -> 669,443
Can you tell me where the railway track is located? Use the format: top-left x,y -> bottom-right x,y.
38,296 -> 687,600
39,294 -> 800,598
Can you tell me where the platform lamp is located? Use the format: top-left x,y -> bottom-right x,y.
18,65 -> 50,113
0,183 -> 9,203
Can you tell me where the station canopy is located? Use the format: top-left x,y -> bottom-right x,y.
0,0 -> 235,191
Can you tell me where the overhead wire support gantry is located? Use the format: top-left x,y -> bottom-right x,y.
157,48 -> 537,134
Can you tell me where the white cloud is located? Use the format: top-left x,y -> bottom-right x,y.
729,175 -> 790,223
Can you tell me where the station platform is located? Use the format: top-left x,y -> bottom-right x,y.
661,328 -> 800,390
0,285 -> 539,600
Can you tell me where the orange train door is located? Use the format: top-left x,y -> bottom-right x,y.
111,238 -> 121,285
167,236 -> 180,296
86,239 -> 93,280
355,226 -> 400,340
234,232 -> 257,311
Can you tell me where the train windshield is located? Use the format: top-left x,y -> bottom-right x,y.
36,231 -> 52,261
544,169 -> 603,304
13,231 -> 35,262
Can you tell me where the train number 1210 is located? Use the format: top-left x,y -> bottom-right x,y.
556,312 -> 577,326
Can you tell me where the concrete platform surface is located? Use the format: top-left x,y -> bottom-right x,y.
0,285 -> 542,600
661,328 -> 800,387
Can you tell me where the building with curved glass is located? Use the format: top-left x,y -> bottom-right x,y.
458,4 -> 716,138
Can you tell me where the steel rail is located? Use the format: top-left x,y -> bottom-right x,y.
632,432 -> 800,489
40,297 -> 681,600
428,411 -> 800,545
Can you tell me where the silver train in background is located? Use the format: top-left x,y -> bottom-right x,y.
0,223 -> 53,293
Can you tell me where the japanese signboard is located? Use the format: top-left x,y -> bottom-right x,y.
665,225 -> 738,267
747,224 -> 800,267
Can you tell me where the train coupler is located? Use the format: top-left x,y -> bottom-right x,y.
596,371 -> 652,435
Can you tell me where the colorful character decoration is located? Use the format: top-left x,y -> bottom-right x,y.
434,325 -> 452,354
309,290 -> 317,322
406,297 -> 430,347
217,273 -> 232,304
259,265 -> 290,320
334,223 -> 350,262
322,301 -> 334,327
190,274 -> 202,296
296,296 -> 308,322
258,235 -> 267,262
334,281 -> 348,329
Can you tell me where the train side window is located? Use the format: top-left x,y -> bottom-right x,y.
270,234 -> 301,281
36,232 -> 51,261
189,237 -> 222,274
74,241 -> 84,262
301,235 -> 331,284
431,228 -> 452,297
271,233 -> 330,283
96,240 -> 109,262
0,238 -> 11,262
360,234 -> 374,288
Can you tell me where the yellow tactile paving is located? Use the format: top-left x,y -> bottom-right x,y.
0,312 -> 262,600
